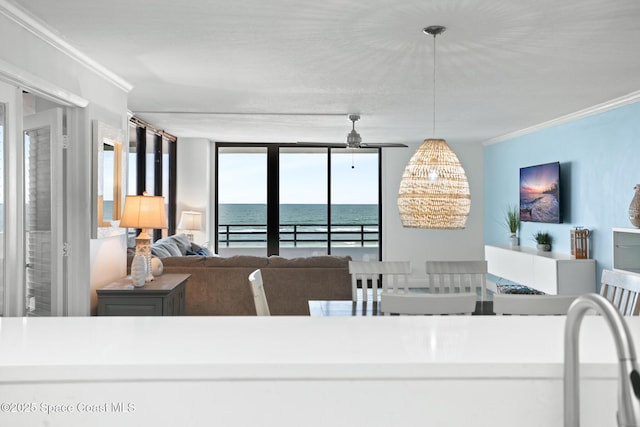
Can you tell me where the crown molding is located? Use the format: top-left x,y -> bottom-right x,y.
0,0 -> 133,93
484,90 -> 640,146
0,58 -> 89,107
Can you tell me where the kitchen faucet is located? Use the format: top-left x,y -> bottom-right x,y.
565,293 -> 640,427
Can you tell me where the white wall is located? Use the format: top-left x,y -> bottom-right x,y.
176,138 -> 210,245
176,139 -> 485,269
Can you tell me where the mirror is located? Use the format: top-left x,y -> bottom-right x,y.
93,120 -> 125,238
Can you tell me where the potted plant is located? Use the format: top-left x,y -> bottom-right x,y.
533,231 -> 552,252
505,205 -> 519,247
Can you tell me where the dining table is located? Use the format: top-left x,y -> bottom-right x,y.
308,299 -> 494,316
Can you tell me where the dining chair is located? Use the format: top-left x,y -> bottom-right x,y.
425,260 -> 488,301
348,261 -> 411,303
248,269 -> 270,316
493,294 -> 579,315
372,260 -> 477,315
600,269 -> 640,316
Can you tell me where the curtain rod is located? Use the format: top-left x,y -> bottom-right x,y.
129,116 -> 177,142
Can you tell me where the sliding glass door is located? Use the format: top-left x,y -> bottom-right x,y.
279,148 -> 328,257
330,149 -> 380,261
216,143 -> 381,260
23,108 -> 64,316
0,101 -> 4,315
217,146 -> 268,257
127,119 -> 177,241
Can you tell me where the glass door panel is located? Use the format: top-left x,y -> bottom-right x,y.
145,130 -> 155,195
127,122 -> 138,196
161,137 -> 170,238
0,103 -> 4,315
217,146 -> 267,257
330,149 -> 380,261
279,148 -> 328,257
23,108 -> 63,316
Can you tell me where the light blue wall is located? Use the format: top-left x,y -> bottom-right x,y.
484,100 -> 640,287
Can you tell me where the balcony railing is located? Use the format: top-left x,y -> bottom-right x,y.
218,223 -> 379,248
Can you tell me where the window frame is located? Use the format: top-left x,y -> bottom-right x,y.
128,118 -> 177,239
214,142 -> 382,259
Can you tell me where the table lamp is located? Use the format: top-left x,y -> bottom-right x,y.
178,211 -> 202,241
119,192 -> 167,282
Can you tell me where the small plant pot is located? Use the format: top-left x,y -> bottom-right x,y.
509,234 -> 519,247
537,244 -> 551,252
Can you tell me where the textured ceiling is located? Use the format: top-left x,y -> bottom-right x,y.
11,0 -> 640,145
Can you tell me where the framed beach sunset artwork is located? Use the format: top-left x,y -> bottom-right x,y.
519,162 -> 562,223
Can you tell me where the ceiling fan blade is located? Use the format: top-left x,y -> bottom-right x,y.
360,143 -> 408,148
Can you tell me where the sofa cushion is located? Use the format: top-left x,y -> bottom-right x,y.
267,255 -> 351,268
202,255 -> 269,268
160,256 -> 208,267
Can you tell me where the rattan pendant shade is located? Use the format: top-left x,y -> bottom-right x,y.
397,25 -> 471,229
397,138 -> 470,229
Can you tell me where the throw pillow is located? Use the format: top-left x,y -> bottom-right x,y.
151,242 -> 181,257
162,242 -> 182,257
170,233 -> 192,255
151,244 -> 172,258
154,234 -> 192,256
186,247 -> 210,256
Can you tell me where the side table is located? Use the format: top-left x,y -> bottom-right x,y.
97,273 -> 191,316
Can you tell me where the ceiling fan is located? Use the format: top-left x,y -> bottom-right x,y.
297,114 -> 407,149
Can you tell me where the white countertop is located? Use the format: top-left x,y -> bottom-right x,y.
0,315 -> 632,383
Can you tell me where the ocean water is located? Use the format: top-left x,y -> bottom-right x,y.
219,203 -> 378,225
102,202 -> 378,226
103,201 -> 113,222
219,204 -> 379,247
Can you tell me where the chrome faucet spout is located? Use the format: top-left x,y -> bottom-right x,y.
564,293 -> 640,427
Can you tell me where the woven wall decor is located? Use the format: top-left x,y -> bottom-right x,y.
397,138 -> 471,229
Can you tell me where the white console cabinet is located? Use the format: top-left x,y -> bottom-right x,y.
613,227 -> 640,275
485,245 -> 596,295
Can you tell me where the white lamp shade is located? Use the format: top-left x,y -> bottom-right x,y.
178,211 -> 202,231
119,194 -> 168,230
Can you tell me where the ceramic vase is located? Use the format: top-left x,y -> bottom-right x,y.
537,243 -> 551,252
151,257 -> 164,276
509,233 -> 519,247
630,184 -> 640,228
131,255 -> 147,287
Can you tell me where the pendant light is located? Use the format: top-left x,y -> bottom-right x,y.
397,26 -> 471,229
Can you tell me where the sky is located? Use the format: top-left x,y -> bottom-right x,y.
218,151 -> 379,204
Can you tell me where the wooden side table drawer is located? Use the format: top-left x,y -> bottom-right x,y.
97,273 -> 190,316
98,296 -> 164,316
